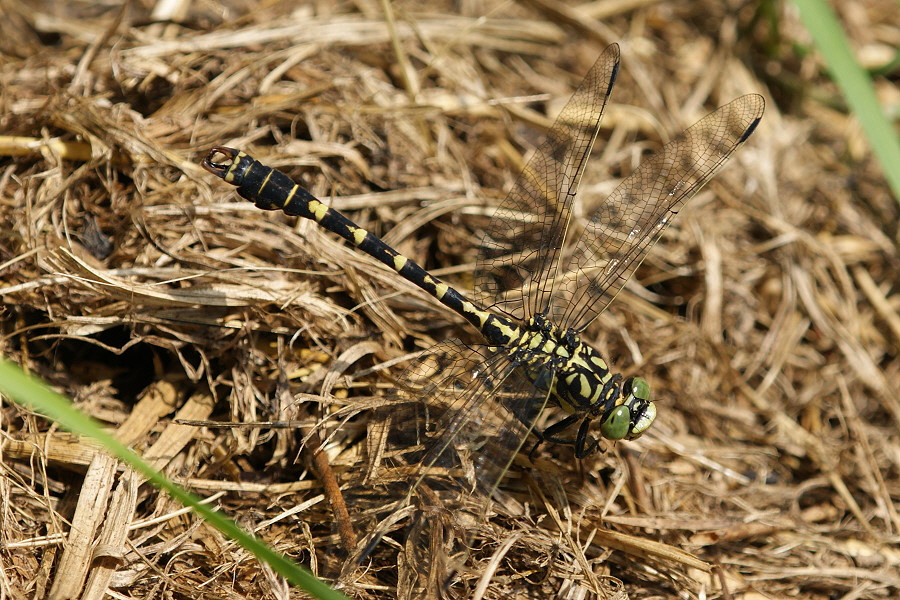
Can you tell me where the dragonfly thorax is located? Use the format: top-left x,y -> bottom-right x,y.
513,314 -> 656,442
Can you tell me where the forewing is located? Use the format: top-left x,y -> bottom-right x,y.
555,94 -> 765,332
355,339 -> 551,596
383,339 -> 553,498
475,44 -> 620,322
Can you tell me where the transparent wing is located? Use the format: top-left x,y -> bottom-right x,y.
355,339 -> 552,596
384,339 -> 549,502
554,93 -> 766,332
474,43 -> 620,322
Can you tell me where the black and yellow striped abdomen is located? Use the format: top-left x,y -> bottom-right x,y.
203,147 -> 509,343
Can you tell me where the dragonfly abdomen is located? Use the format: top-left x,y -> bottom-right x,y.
202,147 -> 495,334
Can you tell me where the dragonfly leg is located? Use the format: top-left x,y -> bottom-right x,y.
530,413 -> 582,456
573,416 -> 600,458
533,413 -> 603,458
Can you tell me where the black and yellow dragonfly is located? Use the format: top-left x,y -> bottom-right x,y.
203,42 -> 763,591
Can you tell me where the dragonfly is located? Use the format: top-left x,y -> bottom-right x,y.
202,43 -> 764,592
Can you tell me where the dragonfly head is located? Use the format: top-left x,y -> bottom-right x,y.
599,376 -> 656,441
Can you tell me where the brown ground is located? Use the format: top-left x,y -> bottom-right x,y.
1,1 -> 898,599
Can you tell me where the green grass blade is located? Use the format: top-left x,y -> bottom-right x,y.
792,0 -> 900,204
0,357 -> 350,600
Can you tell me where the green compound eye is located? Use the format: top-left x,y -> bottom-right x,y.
601,378 -> 653,440
600,405 -> 632,440
630,377 -> 650,401
622,377 -> 655,440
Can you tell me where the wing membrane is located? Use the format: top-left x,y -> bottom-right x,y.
557,94 -> 765,331
475,43 -> 620,322
355,339 -> 551,596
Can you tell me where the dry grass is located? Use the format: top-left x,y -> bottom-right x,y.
1,0 -> 898,599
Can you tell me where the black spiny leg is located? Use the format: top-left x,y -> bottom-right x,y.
573,417 -> 601,458
534,413 -> 602,459
528,413 -> 575,457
